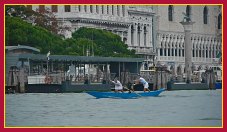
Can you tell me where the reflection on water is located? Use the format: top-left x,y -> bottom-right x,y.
6,90 -> 222,127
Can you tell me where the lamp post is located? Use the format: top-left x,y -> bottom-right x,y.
46,51 -> 50,78
180,20 -> 195,84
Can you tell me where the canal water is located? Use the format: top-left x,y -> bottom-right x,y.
5,90 -> 222,127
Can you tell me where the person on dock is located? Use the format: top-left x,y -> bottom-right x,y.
111,78 -> 123,93
137,74 -> 150,92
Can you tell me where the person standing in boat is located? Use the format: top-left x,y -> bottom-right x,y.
137,75 -> 150,92
111,78 -> 123,93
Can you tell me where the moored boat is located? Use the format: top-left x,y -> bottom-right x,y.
86,88 -> 166,99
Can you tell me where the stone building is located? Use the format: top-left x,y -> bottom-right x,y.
30,5 -> 156,67
29,5 -> 222,76
154,5 -> 222,76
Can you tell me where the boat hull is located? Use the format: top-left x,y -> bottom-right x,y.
87,88 -> 166,99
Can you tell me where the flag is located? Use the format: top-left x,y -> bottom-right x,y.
47,51 -> 50,60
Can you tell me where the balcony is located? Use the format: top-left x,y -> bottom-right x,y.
128,46 -> 155,55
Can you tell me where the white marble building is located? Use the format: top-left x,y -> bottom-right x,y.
30,5 -> 222,76
154,5 -> 222,75
30,5 -> 156,63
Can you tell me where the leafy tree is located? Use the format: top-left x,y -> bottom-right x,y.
5,5 -> 64,35
5,6 -> 138,58
72,27 -> 137,57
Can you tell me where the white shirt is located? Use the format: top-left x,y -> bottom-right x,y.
139,77 -> 148,85
112,80 -> 123,90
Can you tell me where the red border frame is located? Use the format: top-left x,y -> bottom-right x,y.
1,0 -> 225,132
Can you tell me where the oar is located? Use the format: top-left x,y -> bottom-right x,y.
123,86 -> 142,97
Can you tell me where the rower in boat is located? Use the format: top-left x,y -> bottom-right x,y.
136,74 -> 151,92
111,78 -> 124,93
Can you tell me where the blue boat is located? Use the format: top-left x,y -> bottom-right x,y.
87,88 -> 166,99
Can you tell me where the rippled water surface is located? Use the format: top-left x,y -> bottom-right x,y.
6,90 -> 222,127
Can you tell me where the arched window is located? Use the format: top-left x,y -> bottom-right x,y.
90,5 -> 93,13
107,5 -> 109,14
78,5 -> 81,12
131,25 -> 134,45
144,26 -> 147,46
186,5 -> 192,20
218,13 -> 222,29
117,5 -> 120,16
101,5 -> 104,14
203,6 -> 208,24
168,5 -> 173,21
137,25 -> 140,46
112,5 -> 114,15
84,5 -> 87,12
96,5 -> 99,13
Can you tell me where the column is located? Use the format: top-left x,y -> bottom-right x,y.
197,47 -> 199,58
84,5 -> 88,13
109,5 -> 113,15
58,5 -> 64,13
173,45 -> 175,60
124,5 -> 128,17
157,47 -> 160,61
80,5 -> 85,13
127,26 -> 131,46
180,21 -> 195,83
147,25 -> 151,47
87,5 -> 91,13
114,6 -> 117,16
92,5 -> 96,13
103,5 -> 107,14
121,31 -> 124,41
74,5 -> 79,12
119,5 -> 122,17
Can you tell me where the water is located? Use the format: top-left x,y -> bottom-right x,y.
5,90 -> 222,127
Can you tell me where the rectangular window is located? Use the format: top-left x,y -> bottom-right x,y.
90,5 -> 93,13
51,5 -> 58,12
84,5 -> 87,12
39,5 -> 45,13
117,5 -> 120,16
65,5 -> 71,12
107,5 -> 109,14
96,5 -> 99,13
164,49 -> 167,56
112,5 -> 114,15
78,5 -> 81,12
160,49 -> 163,56
27,5 -> 32,10
168,49 -> 170,56
102,5 -> 104,14
182,49 -> 184,57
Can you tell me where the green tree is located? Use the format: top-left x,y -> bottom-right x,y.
5,6 -> 137,58
72,27 -> 137,57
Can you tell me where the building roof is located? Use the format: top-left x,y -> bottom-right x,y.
6,45 -> 40,53
18,54 -> 144,63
